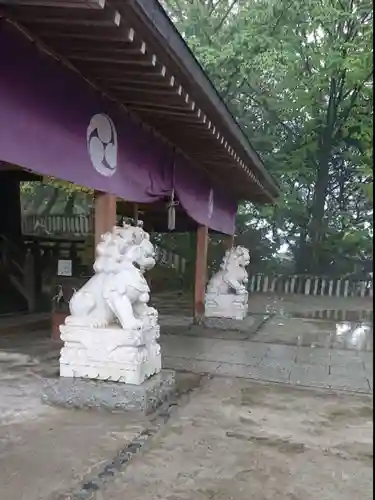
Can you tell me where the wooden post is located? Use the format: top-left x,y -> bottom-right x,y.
133,203 -> 139,225
223,233 -> 235,251
94,192 -> 117,248
23,248 -> 36,313
194,224 -> 208,324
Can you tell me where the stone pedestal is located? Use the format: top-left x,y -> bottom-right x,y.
42,370 -> 175,414
59,321 -> 161,386
205,291 -> 248,320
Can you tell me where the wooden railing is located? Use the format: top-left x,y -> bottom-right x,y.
22,214 -> 93,237
248,273 -> 373,298
21,214 -> 187,277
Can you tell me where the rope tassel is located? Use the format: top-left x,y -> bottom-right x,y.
167,188 -> 179,231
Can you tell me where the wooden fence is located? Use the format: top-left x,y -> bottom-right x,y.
21,214 -> 187,276
249,274 -> 373,298
294,309 -> 372,321
22,214 -> 93,236
23,216 -> 370,294
154,247 -> 187,276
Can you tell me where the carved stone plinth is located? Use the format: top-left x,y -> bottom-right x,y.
60,323 -> 161,386
205,246 -> 250,321
205,291 -> 248,320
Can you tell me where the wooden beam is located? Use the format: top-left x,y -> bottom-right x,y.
62,47 -> 144,58
194,224 -> 208,324
9,4 -> 112,21
67,55 -> 152,65
110,85 -> 178,96
35,25 -> 124,40
91,72 -> 168,84
94,192 -> 117,248
1,0 -> 105,8
125,106 -> 198,118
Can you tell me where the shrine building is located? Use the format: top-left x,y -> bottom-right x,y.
0,0 -> 280,324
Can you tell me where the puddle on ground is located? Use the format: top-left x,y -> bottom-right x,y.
291,310 -> 373,351
331,321 -> 373,351
256,309 -> 373,351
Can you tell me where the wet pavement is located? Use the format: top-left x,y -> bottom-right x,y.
157,296 -> 373,393
161,334 -> 373,393
0,293 -> 373,500
248,312 -> 373,351
87,377 -> 374,500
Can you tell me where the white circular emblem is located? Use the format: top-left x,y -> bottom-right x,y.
87,113 -> 118,177
208,188 -> 214,219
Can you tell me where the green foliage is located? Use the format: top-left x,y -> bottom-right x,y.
161,0 -> 373,275
20,180 -> 92,216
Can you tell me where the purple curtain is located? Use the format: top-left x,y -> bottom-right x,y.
0,22 -> 237,234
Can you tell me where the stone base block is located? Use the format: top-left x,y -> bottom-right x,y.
59,323 -> 161,385
205,302 -> 248,320
60,323 -> 160,349
205,292 -> 248,320
203,316 -> 254,331
41,370 -> 175,414
204,306 -> 247,320
60,353 -> 162,385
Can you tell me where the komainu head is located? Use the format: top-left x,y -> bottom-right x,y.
221,246 -> 250,270
93,223 -> 156,274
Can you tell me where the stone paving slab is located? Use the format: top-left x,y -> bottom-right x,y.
160,313 -> 268,340
162,356 -> 221,374
158,304 -> 372,394
295,346 -> 331,365
161,335 -> 372,394
264,343 -> 298,360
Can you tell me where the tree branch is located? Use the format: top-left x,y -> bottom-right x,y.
334,70 -> 373,139
212,0 -> 237,34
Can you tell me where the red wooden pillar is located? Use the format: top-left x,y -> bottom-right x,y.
51,192 -> 117,341
194,224 -> 208,324
94,192 -> 117,248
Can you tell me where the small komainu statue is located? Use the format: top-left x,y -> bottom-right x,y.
205,246 -> 250,320
59,223 -> 161,385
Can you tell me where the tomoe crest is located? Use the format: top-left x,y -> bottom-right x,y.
87,113 -> 118,177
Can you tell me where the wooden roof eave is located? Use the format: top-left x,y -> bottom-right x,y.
0,0 -> 279,203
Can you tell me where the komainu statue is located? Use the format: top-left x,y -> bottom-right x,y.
59,223 -> 161,385
205,246 -> 250,320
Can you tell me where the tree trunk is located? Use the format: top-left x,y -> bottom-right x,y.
294,229 -> 309,274
308,157 -> 330,274
64,193 -> 77,216
38,187 -> 59,216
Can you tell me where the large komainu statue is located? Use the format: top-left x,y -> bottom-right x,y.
205,246 -> 250,320
59,223 -> 161,385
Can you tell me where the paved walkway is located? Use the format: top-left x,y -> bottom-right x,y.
161,330 -> 372,394
89,377 -> 373,500
0,294 -> 372,500
159,303 -> 373,394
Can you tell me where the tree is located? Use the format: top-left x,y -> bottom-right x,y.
161,0 -> 373,276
